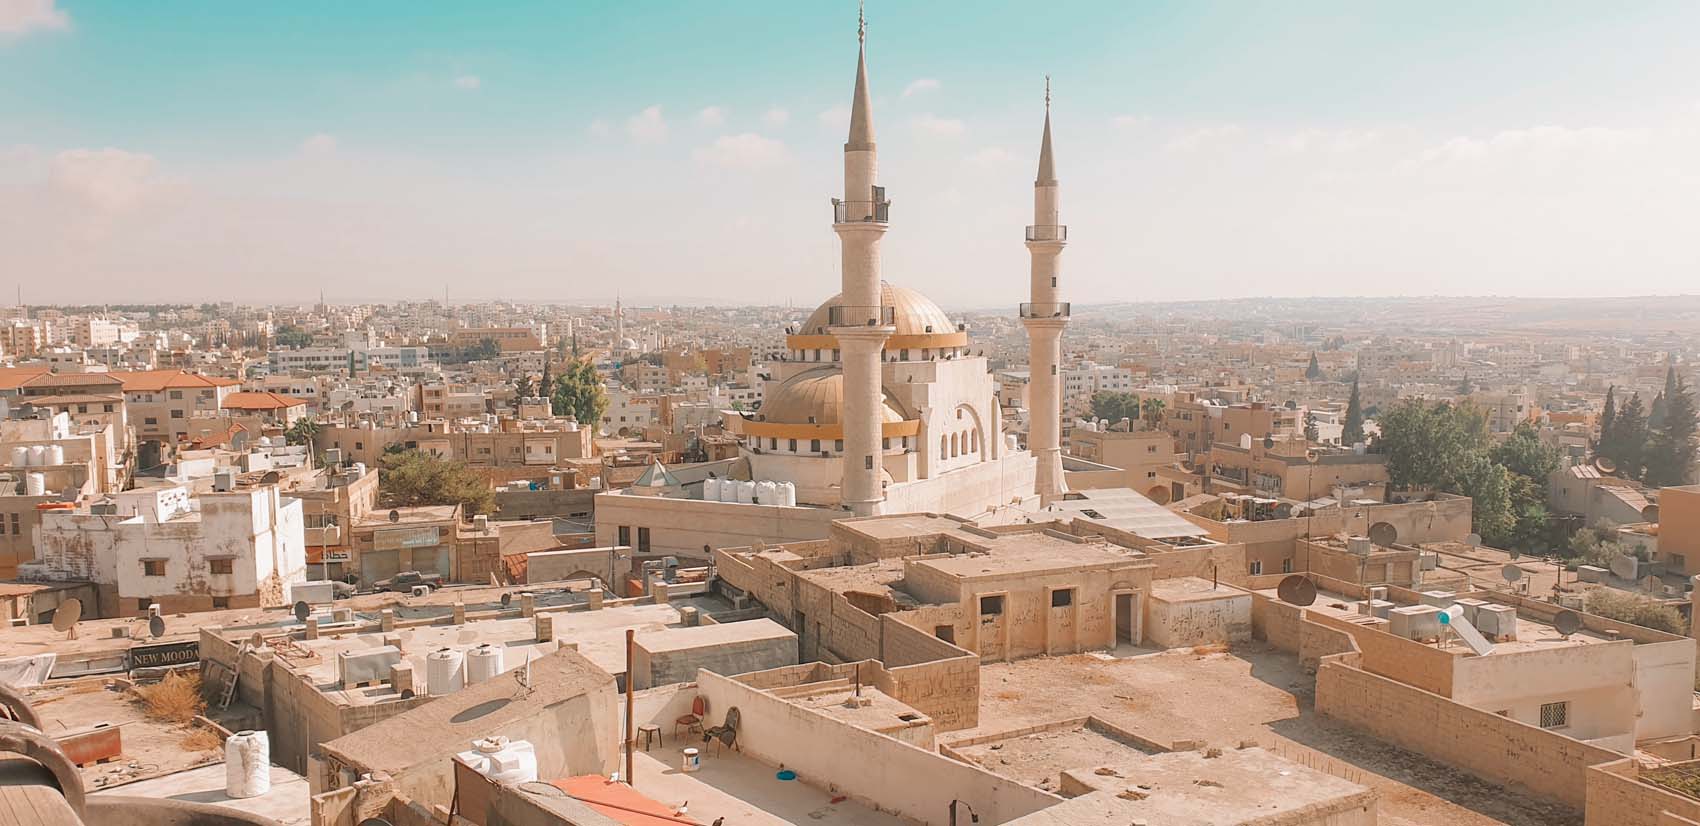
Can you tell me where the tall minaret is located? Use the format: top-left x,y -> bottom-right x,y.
832,4 -> 893,516
1024,78 -> 1069,504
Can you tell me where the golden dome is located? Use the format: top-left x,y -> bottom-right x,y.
760,368 -> 906,426
801,282 -> 957,337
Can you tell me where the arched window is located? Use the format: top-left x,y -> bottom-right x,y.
941,435 -> 948,457
951,433 -> 960,457
971,429 -> 980,453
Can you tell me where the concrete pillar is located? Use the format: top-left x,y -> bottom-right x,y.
520,593 -> 536,618
586,591 -> 604,611
379,609 -> 395,632
836,329 -> 890,516
652,581 -> 671,605
389,662 -> 415,696
451,602 -> 465,624
304,617 -> 319,640
536,612 -> 554,643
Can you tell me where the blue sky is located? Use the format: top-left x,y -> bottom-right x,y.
4,1 -> 1699,306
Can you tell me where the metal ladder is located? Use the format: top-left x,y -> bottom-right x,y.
216,645 -> 248,709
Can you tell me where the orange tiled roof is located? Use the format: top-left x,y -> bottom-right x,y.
0,366 -> 51,391
107,370 -> 241,391
221,391 -> 307,411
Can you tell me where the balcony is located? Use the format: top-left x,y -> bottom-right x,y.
1026,224 -> 1068,242
1019,302 -> 1071,320
828,305 -> 896,327
832,198 -> 891,224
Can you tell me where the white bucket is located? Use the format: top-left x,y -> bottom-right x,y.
681,747 -> 701,773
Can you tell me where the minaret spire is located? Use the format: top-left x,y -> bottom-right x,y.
1023,77 -> 1070,504
848,2 -> 875,151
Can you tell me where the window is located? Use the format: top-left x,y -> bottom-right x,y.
210,559 -> 234,575
835,440 -> 844,452
1249,560 -> 1264,575
212,597 -> 230,610
144,417 -> 157,425
1539,701 -> 1569,729
103,404 -> 113,412
1282,558 -> 1294,574
788,439 -> 798,452
169,410 -> 184,419
136,598 -> 152,611
1051,588 -> 1074,608
979,594 -> 1005,616
935,625 -> 955,643
169,390 -> 184,400
1148,445 -> 1158,453
143,560 -> 165,576
77,404 -> 87,413
810,439 -> 821,453
638,527 -> 651,553
618,526 -> 631,546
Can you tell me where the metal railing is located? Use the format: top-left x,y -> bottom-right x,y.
828,305 -> 896,327
1019,302 -> 1071,319
1025,224 -> 1068,242
833,198 -> 891,224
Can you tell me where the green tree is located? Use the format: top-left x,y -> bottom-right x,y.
1141,397 -> 1166,431
273,325 -> 313,348
1457,373 -> 1472,395
1456,456 -> 1516,548
1490,421 -> 1561,481
1090,392 -> 1141,424
1305,352 -> 1323,381
1372,400 -> 1489,491
377,449 -> 495,515
1646,375 -> 1697,487
463,337 -> 500,362
550,358 -> 609,428
1596,386 -> 1616,456
1600,392 -> 1649,479
284,417 -> 320,449
1303,411 -> 1319,442
1342,379 -> 1365,445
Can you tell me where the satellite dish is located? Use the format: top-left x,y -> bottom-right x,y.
500,592 -> 513,608
1642,504 -> 1661,523
1594,456 -> 1617,474
397,690 -> 414,701
1305,450 -> 1319,464
1553,610 -> 1583,638
148,614 -> 166,639
1501,564 -> 1523,583
1368,522 -> 1397,547
388,509 -> 401,523
1465,533 -> 1482,548
261,471 -> 281,484
1276,575 -> 1318,607
51,598 -> 82,633
249,631 -> 266,648
1273,503 -> 1294,519
1146,486 -> 1172,505
293,601 -> 311,622
1262,435 -> 1275,449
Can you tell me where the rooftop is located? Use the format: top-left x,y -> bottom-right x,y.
912,533 -> 1139,580
1041,488 -> 1211,540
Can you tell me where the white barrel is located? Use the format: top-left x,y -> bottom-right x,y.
27,446 -> 45,467
736,481 -> 755,504
703,478 -> 721,502
466,644 -> 503,684
457,737 -> 538,785
224,730 -> 271,798
781,482 -> 797,507
426,648 -> 465,696
46,445 -> 63,466
25,473 -> 45,497
718,479 -> 738,503
9,447 -> 27,468
755,481 -> 776,505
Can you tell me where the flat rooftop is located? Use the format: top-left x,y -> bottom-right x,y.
93,763 -> 310,826
1151,576 -> 1248,604
913,534 -> 1138,579
633,617 -> 793,654
1264,587 -> 1620,655
794,558 -> 917,604
783,685 -> 931,736
620,749 -> 908,826
838,513 -> 975,542
1041,487 -> 1212,540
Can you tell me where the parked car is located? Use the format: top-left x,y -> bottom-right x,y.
374,571 -> 445,593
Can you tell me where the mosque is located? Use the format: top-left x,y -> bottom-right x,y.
596,11 -> 1072,554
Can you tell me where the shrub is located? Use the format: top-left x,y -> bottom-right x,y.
134,670 -> 206,725
1585,588 -> 1686,635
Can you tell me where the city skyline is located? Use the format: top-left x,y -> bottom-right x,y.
4,1 -> 1699,306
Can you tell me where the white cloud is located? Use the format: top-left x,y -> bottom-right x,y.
1164,124 -> 1243,152
697,106 -> 727,127
818,105 -> 850,131
626,105 -> 668,143
300,134 -> 338,155
1111,114 -> 1149,129
1418,125 -> 1646,164
587,119 -> 613,138
912,114 -> 965,139
49,148 -> 157,211
692,133 -> 789,169
963,147 -> 1015,168
453,75 -> 481,91
0,0 -> 69,35
902,78 -> 940,98
762,107 -> 790,128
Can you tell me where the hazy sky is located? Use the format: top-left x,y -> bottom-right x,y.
3,1 -> 1699,308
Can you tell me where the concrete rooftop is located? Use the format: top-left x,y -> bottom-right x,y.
93,763 -> 310,826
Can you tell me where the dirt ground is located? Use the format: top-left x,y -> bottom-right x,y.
966,643 -> 1581,826
953,725 -> 1160,793
24,677 -> 222,790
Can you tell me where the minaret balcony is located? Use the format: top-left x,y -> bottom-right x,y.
828,305 -> 896,327
1020,302 -> 1071,320
1025,224 -> 1068,242
833,198 -> 891,224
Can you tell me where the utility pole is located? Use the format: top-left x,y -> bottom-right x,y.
624,628 -> 635,786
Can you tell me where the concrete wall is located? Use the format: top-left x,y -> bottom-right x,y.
1450,642 -> 1637,750
631,620 -> 797,690
594,491 -> 840,559
1586,757 -> 1700,826
524,546 -> 630,590
1317,656 -> 1619,811
1182,495 -> 1473,574
694,669 -> 1060,825
1144,588 -> 1251,649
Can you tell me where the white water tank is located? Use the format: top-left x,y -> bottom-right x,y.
780,482 -> 797,507
755,480 -> 777,504
224,730 -> 271,798
718,479 -> 739,503
466,644 -> 503,684
426,648 -> 465,696
46,445 -> 63,466
703,478 -> 721,502
456,737 -> 537,786
27,446 -> 45,467
736,481 -> 755,504
25,473 -> 45,497
9,447 -> 26,468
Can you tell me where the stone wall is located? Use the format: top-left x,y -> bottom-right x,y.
1316,656 -> 1618,811
1585,758 -> 1700,826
